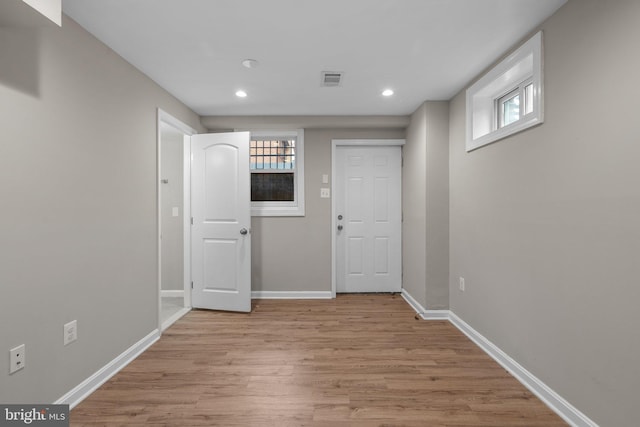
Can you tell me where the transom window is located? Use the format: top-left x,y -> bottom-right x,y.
466,31 -> 544,151
250,139 -> 296,171
248,130 -> 305,216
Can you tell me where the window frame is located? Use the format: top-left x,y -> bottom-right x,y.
497,87 -> 521,129
248,129 -> 305,217
466,31 -> 544,152
496,77 -> 533,129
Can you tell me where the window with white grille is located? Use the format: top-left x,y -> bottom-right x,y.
249,130 -> 305,216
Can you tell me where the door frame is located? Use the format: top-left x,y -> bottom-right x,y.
330,139 -> 405,297
157,109 -> 198,331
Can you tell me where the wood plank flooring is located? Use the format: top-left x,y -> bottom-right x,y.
71,294 -> 566,426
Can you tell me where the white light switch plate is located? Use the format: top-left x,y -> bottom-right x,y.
322,174 -> 329,184
172,207 -> 179,217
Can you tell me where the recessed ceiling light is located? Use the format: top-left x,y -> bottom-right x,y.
235,90 -> 247,98
382,89 -> 394,97
241,59 -> 259,69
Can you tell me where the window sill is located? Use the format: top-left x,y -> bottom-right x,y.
251,205 -> 305,217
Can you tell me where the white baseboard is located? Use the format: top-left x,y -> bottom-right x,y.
55,329 -> 160,410
251,291 -> 333,299
401,290 -> 426,313
399,295 -> 597,427
400,290 -> 449,319
420,309 -> 450,320
161,306 -> 191,332
161,290 -> 184,298
448,313 -> 598,427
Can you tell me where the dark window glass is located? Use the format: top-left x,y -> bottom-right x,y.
251,173 -> 294,201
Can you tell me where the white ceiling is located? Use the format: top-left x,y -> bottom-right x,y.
62,0 -> 566,117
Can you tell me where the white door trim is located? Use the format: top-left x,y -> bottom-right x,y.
156,109 -> 198,331
331,139 -> 405,298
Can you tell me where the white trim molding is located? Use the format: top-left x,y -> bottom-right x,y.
161,307 -> 190,332
160,290 -> 185,298
401,290 -> 449,320
420,310 -> 450,320
399,297 -> 598,427
448,313 -> 598,427
158,109 -> 198,136
55,329 -> 160,409
251,291 -> 333,299
156,109 -> 197,331
401,290 -> 427,315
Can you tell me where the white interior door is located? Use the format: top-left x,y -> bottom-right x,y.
335,145 -> 402,293
191,132 -> 251,312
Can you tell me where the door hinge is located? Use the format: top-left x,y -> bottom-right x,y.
190,217 -> 194,225
191,281 -> 194,289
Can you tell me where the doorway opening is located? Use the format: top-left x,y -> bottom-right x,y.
157,109 -> 196,331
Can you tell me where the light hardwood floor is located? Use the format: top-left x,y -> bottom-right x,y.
71,294 -> 566,426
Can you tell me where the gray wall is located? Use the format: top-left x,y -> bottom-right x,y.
248,127 -> 406,292
402,104 -> 427,305
160,126 -> 184,291
449,1 -> 640,425
403,102 -> 449,309
424,102 -> 449,309
0,15 -> 202,403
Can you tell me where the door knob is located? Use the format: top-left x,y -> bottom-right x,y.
337,225 -> 343,231
240,228 -> 248,235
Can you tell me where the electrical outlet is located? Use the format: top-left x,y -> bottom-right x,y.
9,344 -> 25,374
459,277 -> 465,292
320,188 -> 330,198
64,320 -> 77,346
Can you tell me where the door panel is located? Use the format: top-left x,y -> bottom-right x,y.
348,237 -> 364,275
374,177 -> 389,221
191,132 -> 251,312
374,237 -> 389,274
203,239 -> 237,291
336,145 -> 402,293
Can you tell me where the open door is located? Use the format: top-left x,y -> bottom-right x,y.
191,132 -> 251,312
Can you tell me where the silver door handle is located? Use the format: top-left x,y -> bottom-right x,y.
240,228 -> 248,235
337,225 -> 343,231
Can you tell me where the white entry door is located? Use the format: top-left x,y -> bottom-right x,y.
335,145 -> 402,293
191,132 -> 251,312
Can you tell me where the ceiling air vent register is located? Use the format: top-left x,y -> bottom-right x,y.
321,71 -> 344,87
